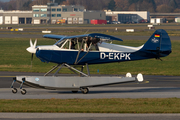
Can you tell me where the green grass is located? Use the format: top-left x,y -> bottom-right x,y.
0,38 -> 179,75
0,98 -> 180,113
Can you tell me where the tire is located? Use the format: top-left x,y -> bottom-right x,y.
12,88 -> 17,94
21,89 -> 27,95
82,88 -> 89,94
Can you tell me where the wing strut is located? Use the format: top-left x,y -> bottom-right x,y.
64,64 -> 89,77
43,63 -> 90,77
76,43 -> 92,64
44,64 -> 60,76
53,63 -> 65,76
74,39 -> 84,64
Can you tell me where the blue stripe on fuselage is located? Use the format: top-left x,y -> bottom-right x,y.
36,50 -> 161,65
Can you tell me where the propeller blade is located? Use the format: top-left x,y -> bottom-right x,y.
34,39 -> 37,48
26,39 -> 37,54
30,39 -> 33,47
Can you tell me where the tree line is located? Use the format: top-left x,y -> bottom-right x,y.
0,0 -> 180,13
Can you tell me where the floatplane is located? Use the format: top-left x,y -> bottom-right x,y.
11,29 -> 171,95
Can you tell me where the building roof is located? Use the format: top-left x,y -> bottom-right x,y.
3,10 -> 32,13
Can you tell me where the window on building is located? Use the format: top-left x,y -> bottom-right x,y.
63,8 -> 67,12
57,14 -> 61,17
57,8 -> 61,11
33,14 -> 39,17
52,8 -> 56,12
41,8 -> 47,12
100,14 -> 102,17
52,14 -> 56,17
74,8 -> 78,11
41,14 -> 47,17
33,8 -> 39,12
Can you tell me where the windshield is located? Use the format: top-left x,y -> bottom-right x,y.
55,39 -> 66,47
54,37 -> 100,51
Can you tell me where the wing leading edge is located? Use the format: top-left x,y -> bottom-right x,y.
43,33 -> 123,41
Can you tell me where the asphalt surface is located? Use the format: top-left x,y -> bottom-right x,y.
1,113 -> 180,120
0,32 -> 179,119
0,34 -> 180,40
0,71 -> 180,99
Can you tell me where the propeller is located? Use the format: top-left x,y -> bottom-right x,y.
26,39 -> 37,68
26,39 -> 37,54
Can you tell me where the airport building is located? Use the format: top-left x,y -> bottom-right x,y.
0,3 -> 151,25
0,10 -> 32,24
105,11 -> 150,23
0,3 -> 106,25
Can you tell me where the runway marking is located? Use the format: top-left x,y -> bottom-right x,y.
145,81 -> 149,83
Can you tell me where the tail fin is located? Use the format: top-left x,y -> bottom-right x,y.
141,29 -> 172,58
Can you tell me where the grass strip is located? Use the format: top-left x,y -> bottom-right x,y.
1,29 -> 180,36
0,98 -> 180,113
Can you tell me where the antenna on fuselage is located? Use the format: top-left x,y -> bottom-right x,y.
84,29 -> 89,34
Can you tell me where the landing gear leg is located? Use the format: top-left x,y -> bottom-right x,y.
81,87 -> 89,94
20,78 -> 27,95
11,77 -> 18,94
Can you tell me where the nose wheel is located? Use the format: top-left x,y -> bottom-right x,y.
11,77 -> 27,95
21,89 -> 27,95
12,88 -> 18,94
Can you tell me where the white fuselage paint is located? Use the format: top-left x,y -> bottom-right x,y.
98,42 -> 144,53
98,42 -> 144,61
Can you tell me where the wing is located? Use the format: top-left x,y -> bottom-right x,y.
44,33 -> 123,41
43,34 -> 67,40
88,33 -> 123,41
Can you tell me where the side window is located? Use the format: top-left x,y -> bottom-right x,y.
90,44 -> 99,51
62,40 -> 70,49
70,38 -> 79,50
86,37 -> 99,51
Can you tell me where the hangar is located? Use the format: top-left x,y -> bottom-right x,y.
105,10 -> 150,23
0,10 -> 32,24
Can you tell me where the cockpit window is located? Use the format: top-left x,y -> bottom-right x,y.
85,37 -> 100,51
89,44 -> 99,51
62,40 -> 70,49
55,39 -> 66,48
55,37 -> 100,51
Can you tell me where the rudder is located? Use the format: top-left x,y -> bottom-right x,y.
140,29 -> 172,57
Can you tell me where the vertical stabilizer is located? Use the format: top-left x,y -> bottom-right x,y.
140,29 -> 171,58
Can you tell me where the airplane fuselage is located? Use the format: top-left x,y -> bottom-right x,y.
31,29 -> 172,65
36,48 -> 170,65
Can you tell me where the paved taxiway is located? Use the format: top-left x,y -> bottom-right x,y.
0,72 -> 180,99
0,34 -> 180,40
1,113 -> 180,120
0,32 -> 179,119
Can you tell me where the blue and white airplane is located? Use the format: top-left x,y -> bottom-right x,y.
11,29 -> 171,95
27,29 -> 171,65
